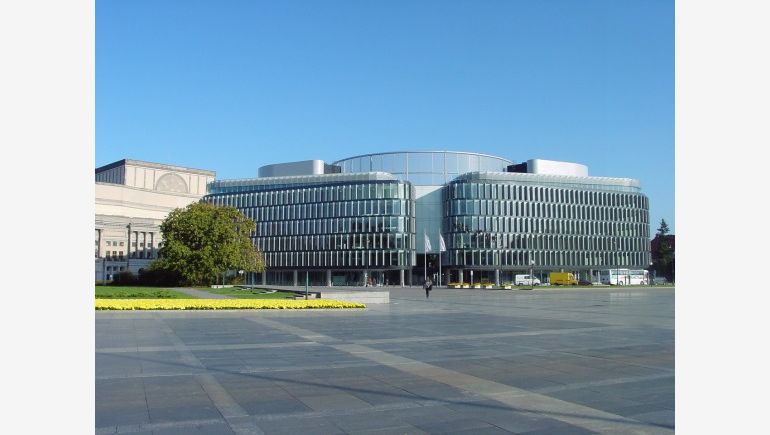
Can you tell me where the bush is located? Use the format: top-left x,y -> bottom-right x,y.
137,267 -> 185,287
110,271 -> 137,285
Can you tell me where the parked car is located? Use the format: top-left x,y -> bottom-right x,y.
514,274 -> 541,286
550,272 -> 578,285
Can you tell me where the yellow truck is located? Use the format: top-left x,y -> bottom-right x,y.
549,272 -> 578,286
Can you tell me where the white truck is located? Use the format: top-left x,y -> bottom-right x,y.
514,274 -> 541,286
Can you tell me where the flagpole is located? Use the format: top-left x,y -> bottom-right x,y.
423,231 -> 427,285
438,232 -> 446,287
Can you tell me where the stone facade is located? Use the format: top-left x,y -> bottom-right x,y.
95,159 -> 215,281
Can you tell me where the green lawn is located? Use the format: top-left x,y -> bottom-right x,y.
95,286 -> 194,299
199,287 -> 296,299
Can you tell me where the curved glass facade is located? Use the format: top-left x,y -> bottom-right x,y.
334,151 -> 512,185
442,177 -> 650,284
202,152 -> 652,287
203,178 -> 416,286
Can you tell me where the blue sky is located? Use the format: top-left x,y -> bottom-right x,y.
97,0 -> 674,233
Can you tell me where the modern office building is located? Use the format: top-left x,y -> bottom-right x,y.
95,159 -> 216,281
202,151 -> 650,286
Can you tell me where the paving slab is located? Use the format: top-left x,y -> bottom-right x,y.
96,286 -> 674,434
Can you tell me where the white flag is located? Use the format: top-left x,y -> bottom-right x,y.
439,233 -> 446,252
424,232 -> 432,252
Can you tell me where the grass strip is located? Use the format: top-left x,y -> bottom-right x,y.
95,286 -> 193,299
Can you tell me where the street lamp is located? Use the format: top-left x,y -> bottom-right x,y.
530,259 -> 535,287
611,239 -> 620,286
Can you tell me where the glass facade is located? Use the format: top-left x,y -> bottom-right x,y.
203,176 -> 416,285
202,152 -> 651,287
442,175 -> 651,283
334,151 -> 512,185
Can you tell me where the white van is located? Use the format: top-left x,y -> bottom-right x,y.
514,274 -> 541,286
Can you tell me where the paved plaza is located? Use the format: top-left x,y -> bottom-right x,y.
96,287 -> 675,434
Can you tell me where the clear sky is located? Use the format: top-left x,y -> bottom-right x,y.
97,0 -> 674,233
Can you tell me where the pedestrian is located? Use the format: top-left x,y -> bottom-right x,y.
424,278 -> 432,298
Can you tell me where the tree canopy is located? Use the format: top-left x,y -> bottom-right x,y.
154,202 -> 265,285
652,218 -> 675,282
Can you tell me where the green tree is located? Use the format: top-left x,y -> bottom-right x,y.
154,202 -> 265,285
652,219 -> 675,282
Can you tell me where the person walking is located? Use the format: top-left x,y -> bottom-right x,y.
424,278 -> 433,298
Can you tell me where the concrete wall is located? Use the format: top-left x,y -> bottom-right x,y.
96,183 -> 205,220
528,159 -> 588,177
258,160 -> 327,178
124,163 -> 212,195
320,291 -> 390,304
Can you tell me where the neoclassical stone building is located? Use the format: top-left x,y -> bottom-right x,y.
95,159 -> 215,281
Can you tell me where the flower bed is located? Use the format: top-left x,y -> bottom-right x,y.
96,298 -> 366,310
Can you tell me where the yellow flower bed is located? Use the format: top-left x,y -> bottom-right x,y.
95,298 -> 365,310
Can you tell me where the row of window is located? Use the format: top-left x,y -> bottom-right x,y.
206,181 -> 413,207
445,249 -> 651,268
445,233 -> 649,252
265,249 -> 412,269
445,182 -> 647,208
445,200 -> 647,222
99,251 -> 124,260
96,239 -> 158,249
254,216 -> 415,237
335,152 -> 509,177
96,250 -> 157,260
240,199 -> 414,222
255,233 -> 415,252
444,216 -> 648,238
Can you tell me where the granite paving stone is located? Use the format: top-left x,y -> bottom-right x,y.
96,287 -> 674,434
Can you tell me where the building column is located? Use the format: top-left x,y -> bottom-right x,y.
261,272 -> 266,285
459,269 -> 464,285
326,270 -> 332,287
293,270 -> 298,286
126,224 -> 132,272
125,226 -> 130,259
96,229 -> 102,258
495,269 -> 500,286
400,269 -> 405,287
